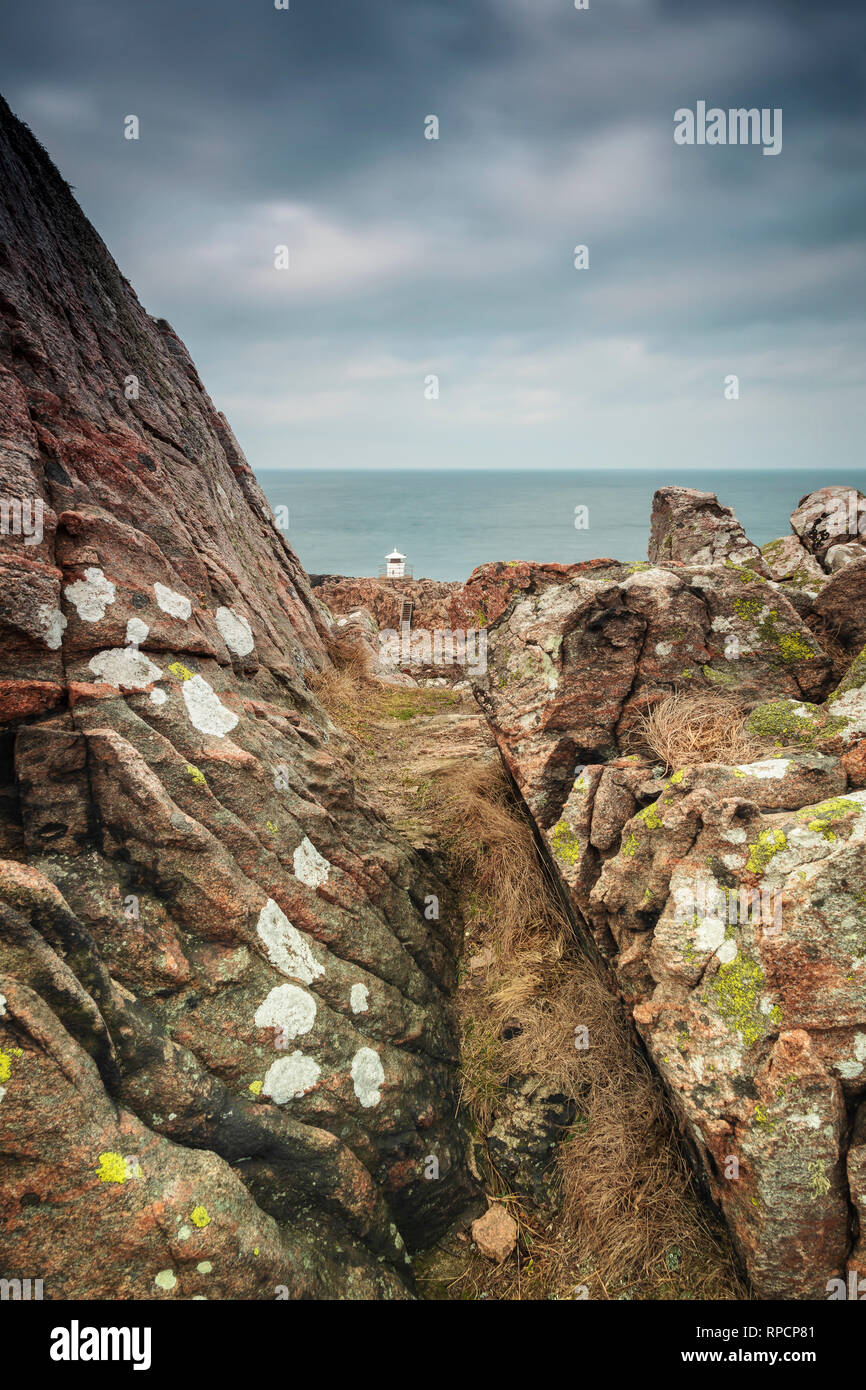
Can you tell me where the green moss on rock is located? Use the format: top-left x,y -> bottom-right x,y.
702,663 -> 737,686
747,700 -> 848,748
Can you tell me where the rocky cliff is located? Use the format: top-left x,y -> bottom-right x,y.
0,94 -> 474,1299
474,485 -> 866,1299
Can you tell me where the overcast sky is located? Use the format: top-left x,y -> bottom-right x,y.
2,0 -> 865,472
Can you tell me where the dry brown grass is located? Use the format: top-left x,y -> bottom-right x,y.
307,656 -> 457,743
630,689 -> 759,771
425,757 -> 749,1301
309,656 -> 747,1299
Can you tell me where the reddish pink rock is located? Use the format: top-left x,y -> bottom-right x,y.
0,93 -> 474,1300
471,1204 -> 518,1263
475,529 -> 866,1299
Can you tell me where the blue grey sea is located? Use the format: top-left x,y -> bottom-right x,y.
260,469 -> 866,584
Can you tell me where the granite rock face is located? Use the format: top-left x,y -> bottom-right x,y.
474,493 -> 866,1299
790,486 -> 866,566
473,556 -> 833,826
761,487 -> 866,636
648,487 -> 770,575
0,95 -> 473,1299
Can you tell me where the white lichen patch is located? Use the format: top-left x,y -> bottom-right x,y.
154,1269 -> 177,1291
89,647 -> 163,690
0,993 -> 6,1015
716,938 -> 738,965
827,686 -> 866,740
350,1047 -> 385,1108
621,567 -> 679,594
126,617 -> 149,646
197,1261 -> 213,1274
787,1107 -> 822,1131
215,481 -> 235,519
256,898 -> 324,984
293,836 -> 331,889
154,582 -> 192,620
837,1034 -> 866,1079
695,915 -> 727,954
254,983 -> 317,1041
37,603 -> 67,650
723,828 -> 747,844
655,642 -> 673,658
350,983 -> 369,1014
149,688 -> 168,706
216,606 -> 255,656
65,567 -> 116,622
735,759 -> 790,780
181,674 -> 239,737
262,1051 -> 321,1103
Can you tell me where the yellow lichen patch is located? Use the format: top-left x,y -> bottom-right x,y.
248,1080 -> 263,1095
796,798 -> 862,844
550,819 -> 581,867
708,955 -> 766,1048
95,1151 -> 128,1184
637,802 -> 663,830
168,661 -> 194,682
746,828 -> 786,875
190,1205 -> 211,1228
265,820 -> 279,834
185,763 -> 207,787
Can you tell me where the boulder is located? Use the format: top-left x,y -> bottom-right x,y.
825,542 -> 866,573
449,559 -> 592,632
790,486 -> 866,565
648,487 -> 770,575
760,535 -> 826,614
811,557 -> 866,655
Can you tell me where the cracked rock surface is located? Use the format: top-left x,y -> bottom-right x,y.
473,490 -> 866,1299
0,94 -> 473,1300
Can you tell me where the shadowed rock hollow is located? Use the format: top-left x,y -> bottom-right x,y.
0,94 -> 475,1300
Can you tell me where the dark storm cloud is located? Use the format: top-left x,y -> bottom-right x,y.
1,0 -> 865,472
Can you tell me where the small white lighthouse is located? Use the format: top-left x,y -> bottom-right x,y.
384,546 -> 407,579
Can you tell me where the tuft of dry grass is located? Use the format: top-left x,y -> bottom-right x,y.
426,757 -> 749,1301
630,689 -> 759,771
